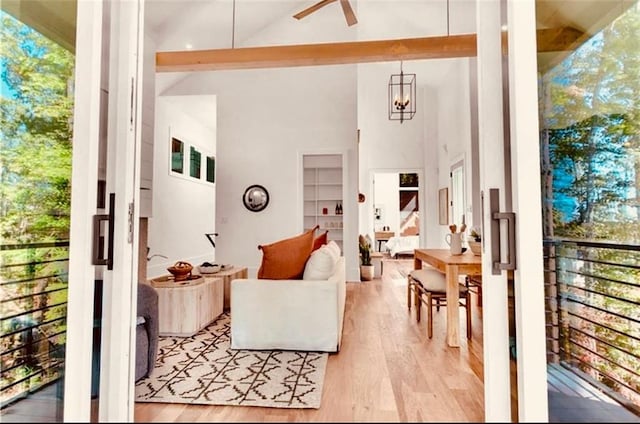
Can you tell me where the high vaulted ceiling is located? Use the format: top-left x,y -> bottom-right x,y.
146,0 -> 636,73
2,0 -> 636,72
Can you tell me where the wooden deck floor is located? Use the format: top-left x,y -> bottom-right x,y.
547,364 -> 640,423
2,259 -> 638,422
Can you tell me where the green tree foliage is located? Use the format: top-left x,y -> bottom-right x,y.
0,11 -> 74,244
539,3 -> 640,408
0,11 -> 74,401
540,4 -> 640,243
548,114 -> 637,239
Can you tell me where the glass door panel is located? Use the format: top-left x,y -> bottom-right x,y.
0,1 -> 77,420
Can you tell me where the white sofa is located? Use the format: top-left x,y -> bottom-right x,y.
230,256 -> 346,352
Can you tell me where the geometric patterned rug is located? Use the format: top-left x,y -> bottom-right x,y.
134,313 -> 328,409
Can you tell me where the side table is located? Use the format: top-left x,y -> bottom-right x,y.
150,276 -> 223,337
374,231 -> 394,252
212,266 -> 248,310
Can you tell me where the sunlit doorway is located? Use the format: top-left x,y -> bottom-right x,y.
372,171 -> 421,258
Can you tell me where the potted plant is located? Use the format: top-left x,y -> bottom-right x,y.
359,234 -> 374,281
468,227 -> 482,256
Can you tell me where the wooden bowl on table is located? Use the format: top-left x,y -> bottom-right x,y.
167,261 -> 193,282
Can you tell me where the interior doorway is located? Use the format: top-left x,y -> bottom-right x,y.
372,170 -> 421,256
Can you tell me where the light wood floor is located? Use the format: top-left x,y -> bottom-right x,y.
134,259 -> 486,422
4,259 -> 636,421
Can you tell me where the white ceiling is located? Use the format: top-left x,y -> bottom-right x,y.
3,0 -> 631,70
3,0 -> 632,56
144,0 -> 477,52
145,0 -> 635,77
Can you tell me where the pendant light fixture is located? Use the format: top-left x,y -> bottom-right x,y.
388,60 -> 416,123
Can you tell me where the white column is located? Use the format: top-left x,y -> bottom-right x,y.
508,0 -> 549,421
476,0 -> 512,421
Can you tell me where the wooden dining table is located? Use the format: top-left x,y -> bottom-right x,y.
414,248 -> 482,347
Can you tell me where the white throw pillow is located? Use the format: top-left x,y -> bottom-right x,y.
325,240 -> 341,258
303,244 -> 337,280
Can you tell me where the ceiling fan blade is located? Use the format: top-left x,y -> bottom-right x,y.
339,0 -> 357,26
293,0 -> 338,20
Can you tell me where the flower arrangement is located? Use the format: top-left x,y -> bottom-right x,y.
468,227 -> 482,256
469,227 -> 482,242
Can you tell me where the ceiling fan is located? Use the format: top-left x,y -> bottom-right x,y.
293,0 -> 358,27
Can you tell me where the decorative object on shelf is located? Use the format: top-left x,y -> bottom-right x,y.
358,234 -> 374,281
322,207 -> 328,215
388,60 -> 416,123
242,184 -> 270,212
167,261 -> 193,281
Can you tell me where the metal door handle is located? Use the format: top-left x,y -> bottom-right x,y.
92,193 -> 115,269
490,188 -> 516,275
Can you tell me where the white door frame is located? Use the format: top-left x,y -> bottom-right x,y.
98,0 -> 144,421
368,168 -> 425,249
64,0 -> 144,421
64,0 -> 104,420
477,0 -> 548,421
507,0 -> 549,420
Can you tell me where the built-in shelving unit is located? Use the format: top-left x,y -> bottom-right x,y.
303,154 -> 343,251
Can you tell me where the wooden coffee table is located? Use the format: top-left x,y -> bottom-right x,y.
205,266 -> 248,311
150,275 -> 223,336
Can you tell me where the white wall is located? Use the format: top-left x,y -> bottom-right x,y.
356,61 -> 425,242
161,65 -> 360,280
431,58 -> 474,248
356,58 -> 475,249
147,95 -> 217,278
349,0 -> 477,251
148,62 -> 475,278
147,4 -> 479,279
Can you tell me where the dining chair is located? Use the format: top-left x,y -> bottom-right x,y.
465,274 -> 483,307
408,268 -> 472,339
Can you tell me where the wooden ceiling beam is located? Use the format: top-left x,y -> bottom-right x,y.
156,27 -> 584,73
156,34 -> 477,72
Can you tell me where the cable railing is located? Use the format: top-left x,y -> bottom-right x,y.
544,238 -> 640,415
0,241 -> 69,407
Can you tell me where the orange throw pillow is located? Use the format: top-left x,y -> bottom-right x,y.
312,230 -> 329,252
257,226 -> 317,279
